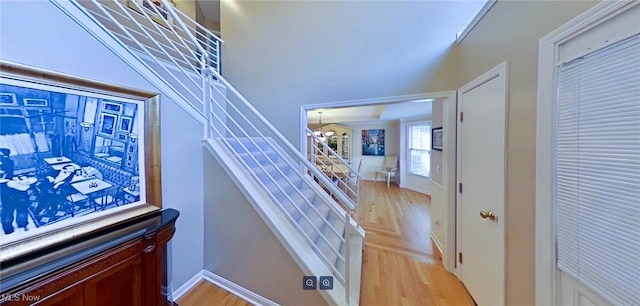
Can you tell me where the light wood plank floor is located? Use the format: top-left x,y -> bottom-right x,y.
356,180 -> 474,306
177,181 -> 474,305
177,281 -> 251,306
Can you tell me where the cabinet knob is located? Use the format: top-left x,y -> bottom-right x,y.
143,245 -> 156,253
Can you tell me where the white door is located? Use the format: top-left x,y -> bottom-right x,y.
457,62 -> 507,306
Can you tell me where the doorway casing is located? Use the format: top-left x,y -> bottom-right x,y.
299,90 -> 459,272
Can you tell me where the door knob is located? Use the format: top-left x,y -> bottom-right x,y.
479,211 -> 496,221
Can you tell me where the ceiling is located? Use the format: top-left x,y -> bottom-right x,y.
307,100 -> 433,125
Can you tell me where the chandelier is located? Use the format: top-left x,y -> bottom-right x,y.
314,111 -> 326,143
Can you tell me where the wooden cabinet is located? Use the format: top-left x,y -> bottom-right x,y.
1,209 -> 178,306
33,285 -> 83,306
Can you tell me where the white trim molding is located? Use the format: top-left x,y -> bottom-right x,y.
456,0 -> 497,44
535,2 -> 640,306
172,270 -> 205,301
171,269 -> 279,306
203,270 -> 280,306
430,231 -> 444,259
442,91 -> 457,273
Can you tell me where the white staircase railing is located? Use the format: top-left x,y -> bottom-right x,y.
203,68 -> 362,304
58,0 -> 222,117
54,1 -> 363,304
308,127 -> 362,200
207,70 -> 358,212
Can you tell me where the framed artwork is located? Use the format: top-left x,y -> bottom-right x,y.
362,129 -> 385,156
99,113 -> 118,137
120,116 -> 132,132
0,60 -> 162,263
23,98 -> 48,107
102,101 -> 123,114
127,0 -> 175,29
0,92 -> 17,105
432,127 -> 443,151
117,132 -> 128,141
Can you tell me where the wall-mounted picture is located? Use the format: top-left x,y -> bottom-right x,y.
99,113 -> 117,137
0,92 -> 17,105
102,101 -> 123,114
432,127 -> 443,151
127,0 -> 175,28
23,98 -> 48,107
362,129 -> 385,156
0,60 -> 162,262
120,116 -> 132,132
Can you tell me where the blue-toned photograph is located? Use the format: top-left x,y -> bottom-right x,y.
362,129 -> 385,156
120,117 -> 132,132
0,82 -> 143,239
99,113 -> 117,136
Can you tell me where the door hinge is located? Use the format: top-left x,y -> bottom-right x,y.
459,183 -> 463,194
460,112 -> 464,122
459,252 -> 463,264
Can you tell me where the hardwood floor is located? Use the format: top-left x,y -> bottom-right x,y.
176,281 -> 251,306
356,180 -> 474,306
176,181 -> 474,306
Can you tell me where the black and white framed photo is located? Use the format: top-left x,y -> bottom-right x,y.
23,98 -> 48,107
432,127 -> 443,151
117,132 -> 128,141
0,60 -> 162,262
0,93 -> 17,105
120,116 -> 132,133
99,113 -> 117,137
102,101 -> 123,114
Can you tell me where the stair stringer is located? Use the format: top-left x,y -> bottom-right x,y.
203,138 -> 351,306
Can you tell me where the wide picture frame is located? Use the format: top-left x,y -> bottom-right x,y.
0,60 -> 162,263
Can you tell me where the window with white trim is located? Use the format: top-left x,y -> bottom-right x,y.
555,35 -> 640,305
408,122 -> 431,177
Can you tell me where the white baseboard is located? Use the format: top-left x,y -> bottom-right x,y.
202,270 -> 279,306
172,270 -> 279,305
172,270 -> 204,301
404,185 -> 430,196
430,231 -> 444,259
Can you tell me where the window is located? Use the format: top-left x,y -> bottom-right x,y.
555,35 -> 640,305
408,122 -> 431,177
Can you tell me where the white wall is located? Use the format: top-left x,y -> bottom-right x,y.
398,117 -> 431,195
428,99 -> 446,260
0,0 -> 205,290
203,152 -> 326,305
220,1 -> 478,147
425,1 -> 600,304
340,121 -> 398,184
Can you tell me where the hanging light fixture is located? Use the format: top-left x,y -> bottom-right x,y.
314,111 -> 326,143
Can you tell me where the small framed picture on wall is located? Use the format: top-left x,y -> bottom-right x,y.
432,127 -> 443,151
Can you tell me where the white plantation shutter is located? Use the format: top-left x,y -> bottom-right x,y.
555,35 -> 640,306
